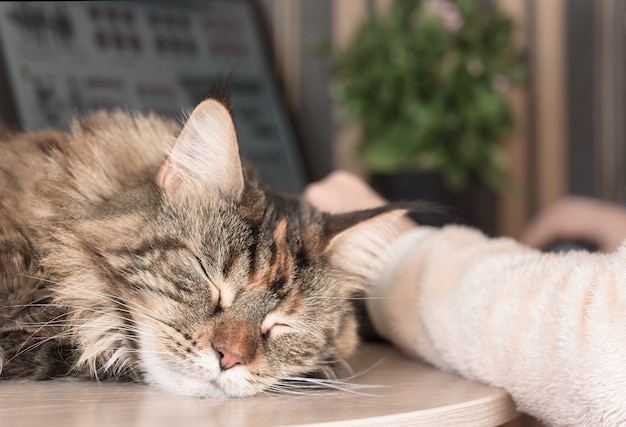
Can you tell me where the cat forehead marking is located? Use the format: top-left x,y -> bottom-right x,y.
247,218 -> 293,288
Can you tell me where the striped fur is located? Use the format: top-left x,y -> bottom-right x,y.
0,99 -> 414,397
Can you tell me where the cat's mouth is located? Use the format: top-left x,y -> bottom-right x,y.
137,329 -> 259,398
143,360 -> 262,398
146,362 -> 227,398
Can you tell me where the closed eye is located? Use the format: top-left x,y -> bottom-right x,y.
193,255 -> 221,307
261,312 -> 294,338
267,323 -> 292,337
194,255 -> 211,279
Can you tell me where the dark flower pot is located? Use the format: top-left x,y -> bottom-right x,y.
370,172 -> 496,235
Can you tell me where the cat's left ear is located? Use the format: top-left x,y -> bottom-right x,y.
156,99 -> 244,200
322,207 -> 412,284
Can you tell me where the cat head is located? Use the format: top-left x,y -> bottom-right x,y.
51,99 -> 412,397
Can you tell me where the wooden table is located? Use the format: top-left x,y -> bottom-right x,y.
0,343 -> 518,427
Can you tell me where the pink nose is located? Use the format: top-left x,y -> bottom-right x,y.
216,346 -> 246,370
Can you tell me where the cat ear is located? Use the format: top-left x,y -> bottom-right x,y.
156,99 -> 244,200
323,207 -> 411,284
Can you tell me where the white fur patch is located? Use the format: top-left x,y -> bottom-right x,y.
137,325 -> 225,398
137,322 -> 260,398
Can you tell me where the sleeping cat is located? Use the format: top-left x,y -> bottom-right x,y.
0,94 -> 416,397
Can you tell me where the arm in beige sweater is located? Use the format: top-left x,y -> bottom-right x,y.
367,225 -> 626,427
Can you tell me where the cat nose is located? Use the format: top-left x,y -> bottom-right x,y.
216,345 -> 247,370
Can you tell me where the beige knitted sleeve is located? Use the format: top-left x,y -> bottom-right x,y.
367,225 -> 626,427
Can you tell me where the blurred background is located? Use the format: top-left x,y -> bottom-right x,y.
262,0 -> 626,240
1,0 -> 624,241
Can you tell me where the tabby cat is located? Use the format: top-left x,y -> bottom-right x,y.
0,94 -> 414,398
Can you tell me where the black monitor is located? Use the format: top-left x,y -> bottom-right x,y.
0,0 -> 307,193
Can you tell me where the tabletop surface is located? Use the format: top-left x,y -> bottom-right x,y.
0,343 -> 518,427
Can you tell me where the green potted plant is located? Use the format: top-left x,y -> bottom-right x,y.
331,0 -> 525,233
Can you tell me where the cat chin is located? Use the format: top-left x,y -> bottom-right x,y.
142,359 -> 260,398
137,328 -> 258,398
144,363 -> 227,398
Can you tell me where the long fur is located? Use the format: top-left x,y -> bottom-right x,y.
0,99 -> 418,397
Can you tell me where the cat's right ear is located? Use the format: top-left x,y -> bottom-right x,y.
156,99 -> 244,201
